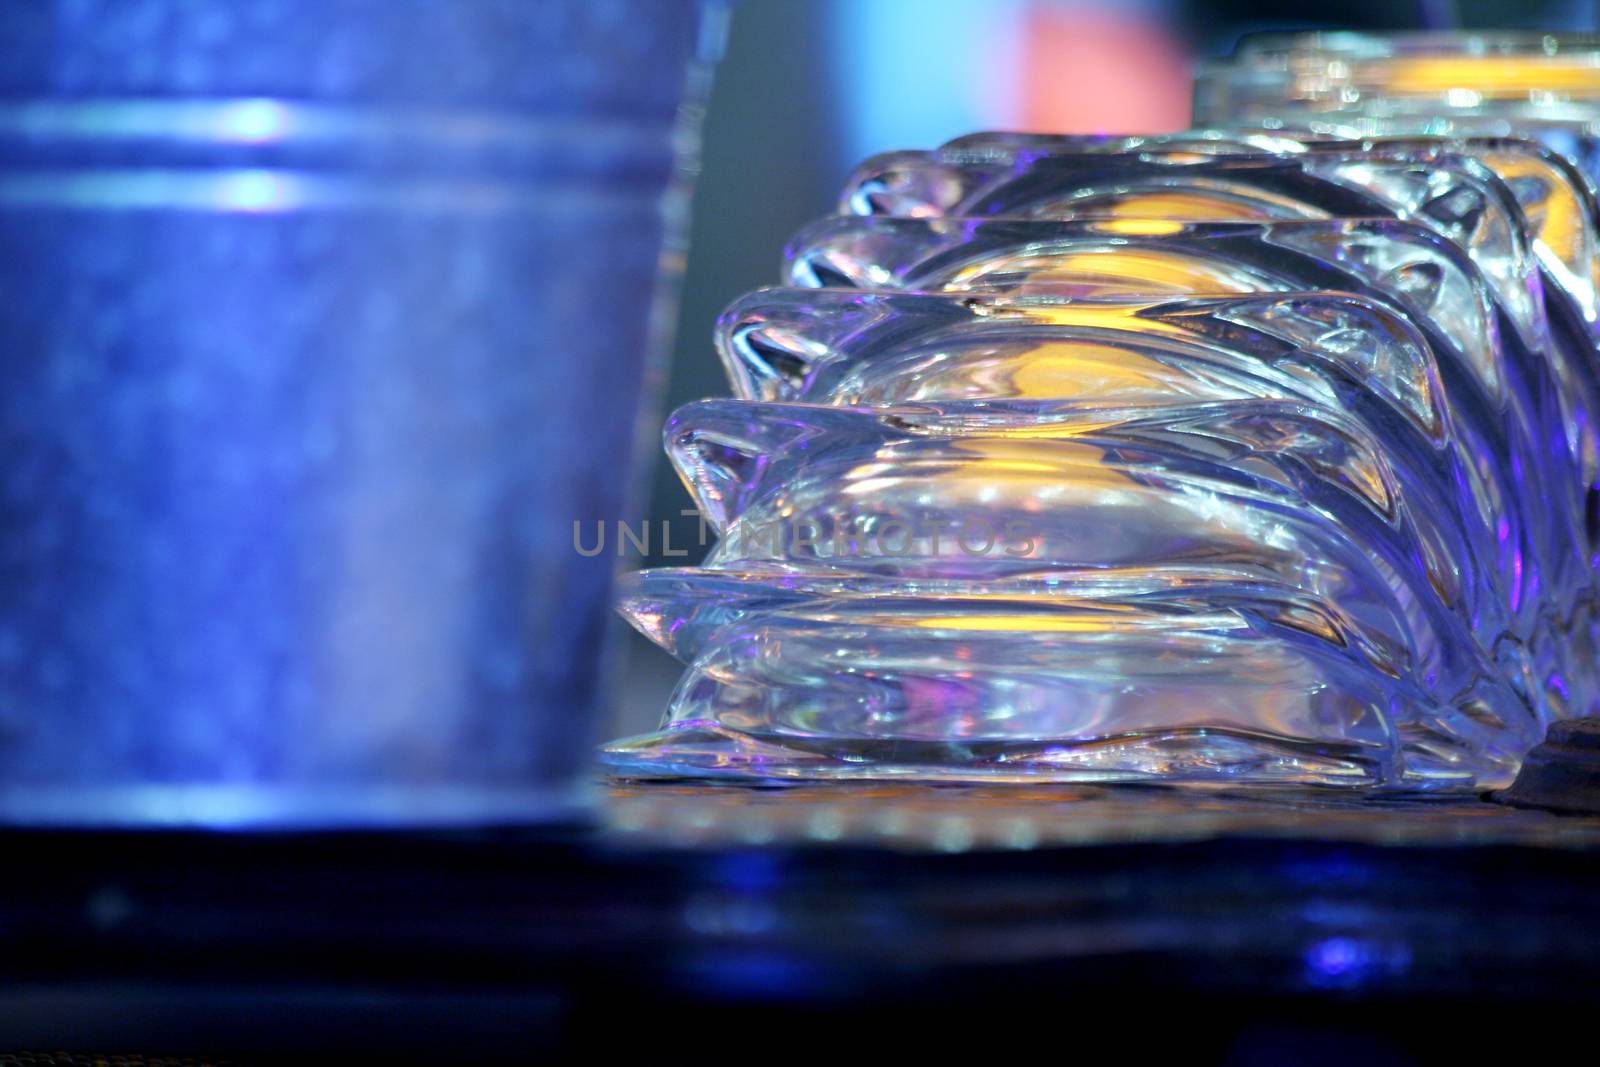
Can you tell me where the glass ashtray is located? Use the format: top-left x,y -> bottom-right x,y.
606,102 -> 1600,790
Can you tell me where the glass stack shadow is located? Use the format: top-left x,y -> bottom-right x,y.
604,128 -> 1600,790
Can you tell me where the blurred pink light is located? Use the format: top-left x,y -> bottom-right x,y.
1011,8 -> 1191,135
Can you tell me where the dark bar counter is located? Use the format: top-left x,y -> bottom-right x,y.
1,781 -> 1598,1062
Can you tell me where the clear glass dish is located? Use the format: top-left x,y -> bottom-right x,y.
1194,32 -> 1600,180
605,53 -> 1600,792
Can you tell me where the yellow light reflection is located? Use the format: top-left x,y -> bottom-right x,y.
1380,56 -> 1600,98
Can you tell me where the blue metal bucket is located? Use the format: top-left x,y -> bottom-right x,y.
0,0 -> 723,825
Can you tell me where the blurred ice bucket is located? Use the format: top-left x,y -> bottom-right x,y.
0,0 -> 722,824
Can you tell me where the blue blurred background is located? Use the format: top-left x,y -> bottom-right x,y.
613,0 -> 1600,737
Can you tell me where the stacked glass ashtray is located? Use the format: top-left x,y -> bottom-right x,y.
603,33 -> 1600,791
1195,31 -> 1600,178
